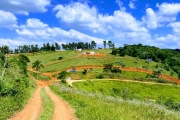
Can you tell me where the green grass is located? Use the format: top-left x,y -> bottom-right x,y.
50,84 -> 180,120
27,50 -> 78,68
39,87 -> 54,120
27,49 -> 177,79
73,80 -> 180,102
0,80 -> 36,120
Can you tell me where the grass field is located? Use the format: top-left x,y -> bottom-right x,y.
73,80 -> 180,103
50,84 -> 180,120
27,49 -> 176,78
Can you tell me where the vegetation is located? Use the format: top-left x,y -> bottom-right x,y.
112,44 -> 180,78
50,84 -> 180,120
32,60 -> 44,80
73,80 -> 180,111
0,54 -> 36,120
39,87 -> 54,120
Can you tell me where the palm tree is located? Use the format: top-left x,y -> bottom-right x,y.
32,60 -> 44,80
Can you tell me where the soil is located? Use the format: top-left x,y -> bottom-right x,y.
45,86 -> 76,120
9,87 -> 42,120
9,81 -> 76,120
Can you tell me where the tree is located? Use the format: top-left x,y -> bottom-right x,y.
103,41 -> 106,48
107,41 -> 112,48
55,42 -> 60,50
32,60 -> 44,80
18,54 -> 30,74
115,61 -> 126,68
91,41 -> 96,49
58,71 -> 69,83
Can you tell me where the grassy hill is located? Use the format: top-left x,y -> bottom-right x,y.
26,48 -> 180,119
27,49 -> 178,80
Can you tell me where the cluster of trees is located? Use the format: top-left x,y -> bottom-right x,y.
61,41 -> 97,50
103,40 -> 114,48
112,44 -> 180,78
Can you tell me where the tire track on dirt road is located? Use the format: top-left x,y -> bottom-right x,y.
45,86 -> 76,120
9,87 -> 42,120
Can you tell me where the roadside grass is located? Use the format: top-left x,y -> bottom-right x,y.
39,87 -> 54,120
73,80 -> 180,103
50,84 -> 180,120
0,79 -> 36,120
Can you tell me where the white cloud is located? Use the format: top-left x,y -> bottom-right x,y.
54,2 -> 99,29
53,2 -> 151,47
54,2 -> 147,34
15,18 -> 107,47
143,3 -> 180,29
157,3 -> 180,16
169,22 -> 180,34
19,18 -> 48,29
142,8 -> 157,29
155,34 -> 180,48
0,0 -> 51,15
129,0 -> 136,9
0,10 -> 17,28
116,0 -> 126,11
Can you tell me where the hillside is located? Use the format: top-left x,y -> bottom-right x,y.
4,46 -> 180,119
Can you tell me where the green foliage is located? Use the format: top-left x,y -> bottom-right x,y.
32,60 -> 44,80
50,84 -> 180,120
73,80 -> 180,105
58,57 -> 63,60
96,74 -> 104,79
103,63 -> 113,72
39,88 -> 54,120
113,44 -> 180,76
58,71 -> 68,80
111,67 -> 121,73
82,69 -> 87,75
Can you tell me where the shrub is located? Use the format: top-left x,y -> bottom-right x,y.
82,69 -> 87,75
96,74 -> 104,79
58,57 -> 63,60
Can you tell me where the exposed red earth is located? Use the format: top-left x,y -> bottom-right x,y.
9,81 -> 77,120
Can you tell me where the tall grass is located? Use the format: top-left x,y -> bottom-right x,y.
50,84 -> 180,120
0,79 -> 36,120
39,87 -> 54,120
73,80 -> 180,102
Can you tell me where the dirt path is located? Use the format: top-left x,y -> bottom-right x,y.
9,81 -> 76,120
45,86 -> 76,120
9,87 -> 42,120
67,79 -> 175,87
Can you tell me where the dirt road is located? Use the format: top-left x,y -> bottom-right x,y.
9,82 -> 76,120
45,86 -> 76,120
9,87 -> 42,120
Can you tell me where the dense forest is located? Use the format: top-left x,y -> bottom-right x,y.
112,44 -> 180,78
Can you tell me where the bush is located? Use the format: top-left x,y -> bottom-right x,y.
58,57 -> 63,60
96,74 -> 104,79
82,69 -> 87,75
111,67 -> 121,73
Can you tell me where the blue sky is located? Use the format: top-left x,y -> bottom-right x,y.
1,0 -> 180,49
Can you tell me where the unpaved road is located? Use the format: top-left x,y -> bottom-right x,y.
9,87 -> 42,120
9,82 -> 76,120
45,86 -> 76,120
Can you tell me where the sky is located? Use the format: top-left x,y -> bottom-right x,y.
1,0 -> 180,49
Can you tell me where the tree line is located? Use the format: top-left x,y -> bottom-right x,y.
111,44 -> 180,78
0,40 -> 115,54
